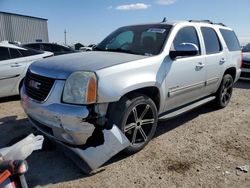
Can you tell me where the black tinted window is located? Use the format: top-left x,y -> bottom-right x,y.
9,48 -> 23,59
0,47 -> 10,60
24,44 -> 41,50
19,49 -> 42,56
220,29 -> 240,51
51,45 -> 63,52
173,26 -> 201,54
61,46 -> 73,52
43,44 -> 62,52
42,44 -> 52,51
201,27 -> 222,54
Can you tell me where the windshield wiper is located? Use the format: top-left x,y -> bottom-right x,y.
93,47 -> 106,51
94,47 -> 142,55
106,48 -> 140,55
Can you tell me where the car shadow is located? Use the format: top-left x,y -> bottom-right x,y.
104,102 -> 217,167
0,96 -> 20,103
234,80 -> 250,89
0,102 -> 217,187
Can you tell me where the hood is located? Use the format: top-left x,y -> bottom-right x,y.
243,52 -> 250,61
29,51 -> 147,79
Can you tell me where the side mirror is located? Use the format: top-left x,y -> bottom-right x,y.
169,43 -> 199,59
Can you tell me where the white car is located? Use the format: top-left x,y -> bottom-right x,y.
0,41 -> 53,98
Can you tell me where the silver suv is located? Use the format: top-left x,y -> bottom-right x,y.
21,20 -> 241,154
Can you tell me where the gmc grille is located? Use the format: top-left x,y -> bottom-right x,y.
25,71 -> 55,102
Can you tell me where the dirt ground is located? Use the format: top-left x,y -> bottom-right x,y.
0,81 -> 249,188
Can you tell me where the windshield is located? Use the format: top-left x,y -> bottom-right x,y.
95,24 -> 172,56
242,44 -> 250,52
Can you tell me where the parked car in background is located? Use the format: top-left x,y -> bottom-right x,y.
21,20 -> 241,155
23,43 -> 77,56
240,44 -> 250,80
79,44 -> 96,51
0,41 -> 53,98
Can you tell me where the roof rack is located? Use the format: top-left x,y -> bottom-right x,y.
214,22 -> 226,26
189,20 -> 213,24
189,20 -> 226,26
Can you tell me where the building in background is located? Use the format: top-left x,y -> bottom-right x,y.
0,11 -> 49,44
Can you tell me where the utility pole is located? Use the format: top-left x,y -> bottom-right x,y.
64,29 -> 67,45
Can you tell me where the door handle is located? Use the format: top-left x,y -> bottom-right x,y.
196,62 -> 205,68
11,63 -> 22,67
219,58 -> 226,64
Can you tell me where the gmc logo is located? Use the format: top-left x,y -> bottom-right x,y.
29,80 -> 41,90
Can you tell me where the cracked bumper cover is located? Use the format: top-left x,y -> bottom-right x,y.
21,88 -> 95,146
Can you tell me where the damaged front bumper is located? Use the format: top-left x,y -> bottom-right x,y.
21,84 -> 95,146
21,84 -> 130,172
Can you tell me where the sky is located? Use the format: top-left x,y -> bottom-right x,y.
0,0 -> 250,45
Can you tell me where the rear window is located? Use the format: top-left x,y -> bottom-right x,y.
0,47 -> 10,61
201,27 -> 222,54
24,43 -> 41,50
19,49 -> 42,56
9,48 -> 23,59
43,44 -> 62,52
220,29 -> 240,51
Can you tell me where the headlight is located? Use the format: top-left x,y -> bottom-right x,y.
62,71 -> 97,104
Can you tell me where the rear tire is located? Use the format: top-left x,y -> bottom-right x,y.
214,74 -> 233,108
108,94 -> 158,154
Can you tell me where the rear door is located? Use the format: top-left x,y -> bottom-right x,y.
200,27 -> 225,94
0,47 -> 26,97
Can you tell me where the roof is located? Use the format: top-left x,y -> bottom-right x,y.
0,41 -> 26,50
122,20 -> 230,30
0,11 -> 47,21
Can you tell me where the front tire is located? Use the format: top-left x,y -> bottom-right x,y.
214,74 -> 234,108
109,94 -> 158,154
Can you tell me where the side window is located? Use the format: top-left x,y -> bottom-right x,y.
24,44 -> 41,50
172,26 -> 201,54
106,31 -> 134,50
0,47 -> 10,61
9,48 -> 23,59
51,45 -> 63,52
219,29 -> 240,51
19,49 -> 42,57
61,46 -> 72,52
201,27 -> 222,54
42,44 -> 52,52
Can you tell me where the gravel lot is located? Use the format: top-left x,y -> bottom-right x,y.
0,81 -> 249,188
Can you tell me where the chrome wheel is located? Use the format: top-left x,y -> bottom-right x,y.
221,77 -> 233,106
214,74 -> 234,109
124,103 -> 156,147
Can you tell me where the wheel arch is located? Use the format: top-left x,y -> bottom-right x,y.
105,86 -> 161,129
123,86 -> 161,111
223,67 -> 236,82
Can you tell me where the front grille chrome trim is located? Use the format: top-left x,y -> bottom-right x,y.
25,70 -> 55,102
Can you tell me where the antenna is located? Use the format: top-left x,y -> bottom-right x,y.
162,17 -> 167,22
64,29 -> 67,45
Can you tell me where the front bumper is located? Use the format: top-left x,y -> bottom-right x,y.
21,80 -> 95,145
240,68 -> 250,80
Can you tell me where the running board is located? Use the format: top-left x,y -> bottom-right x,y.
159,96 -> 216,120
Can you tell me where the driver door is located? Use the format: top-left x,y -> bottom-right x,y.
164,26 -> 207,111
